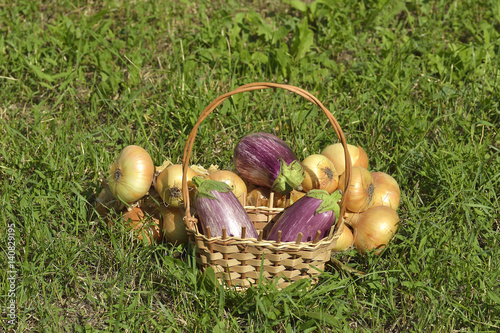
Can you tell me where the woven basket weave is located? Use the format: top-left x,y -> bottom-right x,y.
181,82 -> 352,289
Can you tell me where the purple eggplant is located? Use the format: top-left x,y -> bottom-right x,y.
267,190 -> 342,243
193,177 -> 258,238
234,132 -> 304,194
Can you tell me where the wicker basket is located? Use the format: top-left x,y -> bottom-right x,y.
181,82 -> 352,289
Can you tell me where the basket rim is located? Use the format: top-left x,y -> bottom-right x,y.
180,82 -> 352,243
186,225 -> 342,251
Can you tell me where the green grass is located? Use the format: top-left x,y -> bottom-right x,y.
1,0 -> 499,331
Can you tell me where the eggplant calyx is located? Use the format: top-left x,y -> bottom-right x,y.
193,176 -> 231,201
307,189 -> 342,218
271,159 -> 305,194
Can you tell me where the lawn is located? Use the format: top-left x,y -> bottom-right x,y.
1,0 -> 499,332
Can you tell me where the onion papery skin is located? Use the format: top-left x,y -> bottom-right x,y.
353,205 -> 399,255
370,172 -> 401,211
122,207 -> 163,245
331,225 -> 354,252
107,145 -> 155,204
343,211 -> 361,228
190,164 -> 210,177
160,206 -> 189,245
273,190 -> 307,208
95,187 -> 123,225
234,132 -> 304,194
339,166 -> 374,213
246,187 -> 271,207
301,154 -> 339,194
156,164 -> 197,208
246,188 -> 307,208
321,143 -> 369,176
194,179 -> 258,239
208,170 -> 248,206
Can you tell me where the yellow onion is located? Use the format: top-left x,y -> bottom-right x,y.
208,170 -> 248,205
331,225 -> 354,252
370,172 -> 401,211
155,164 -> 197,208
339,166 -> 374,213
107,145 -> 155,204
160,206 -> 188,245
122,207 -> 163,245
301,154 -> 339,194
321,143 -> 369,176
352,205 -> 399,255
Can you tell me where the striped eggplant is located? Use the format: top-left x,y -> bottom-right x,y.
234,132 -> 304,195
267,190 -> 342,243
193,177 -> 258,238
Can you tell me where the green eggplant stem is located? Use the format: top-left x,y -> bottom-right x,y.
306,189 -> 342,219
193,176 -> 231,201
271,159 -> 305,194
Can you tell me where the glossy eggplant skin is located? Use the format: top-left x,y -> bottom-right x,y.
195,181 -> 258,239
267,194 -> 336,243
234,132 -> 304,194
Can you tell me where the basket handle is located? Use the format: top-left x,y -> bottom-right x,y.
181,82 -> 352,230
